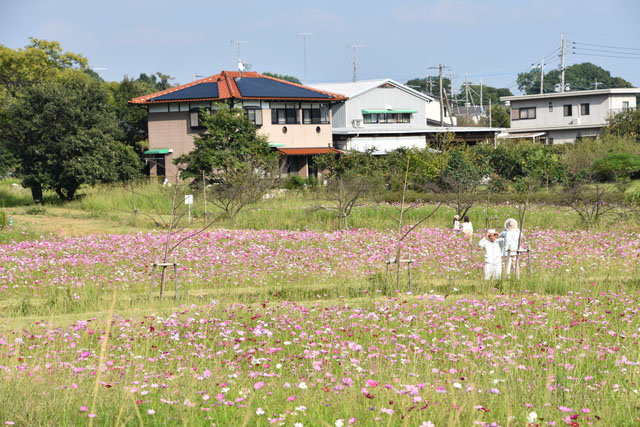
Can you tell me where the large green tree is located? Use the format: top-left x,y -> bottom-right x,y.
4,70 -> 140,202
456,84 -> 513,106
517,62 -> 633,94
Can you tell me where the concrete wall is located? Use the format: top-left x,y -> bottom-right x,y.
259,109 -> 333,148
148,111 -> 198,179
347,135 -> 427,154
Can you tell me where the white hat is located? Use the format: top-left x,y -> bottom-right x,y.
488,229 -> 497,234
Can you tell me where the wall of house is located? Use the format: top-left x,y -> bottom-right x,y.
347,135 -> 427,154
342,87 -> 428,132
547,127 -> 602,144
425,99 -> 455,126
259,109 -> 333,148
509,93 -> 637,129
148,111 -> 198,178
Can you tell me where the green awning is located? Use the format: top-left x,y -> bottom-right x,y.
362,109 -> 418,114
144,149 -> 170,155
268,143 -> 285,147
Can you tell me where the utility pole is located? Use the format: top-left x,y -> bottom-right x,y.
296,32 -> 314,83
480,77 -> 483,112
489,98 -> 492,127
464,73 -> 469,107
347,44 -> 365,82
540,58 -> 544,94
594,79 -> 601,89
428,65 -> 452,126
560,33 -> 565,93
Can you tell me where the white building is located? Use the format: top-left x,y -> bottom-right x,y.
500,88 -> 639,144
308,79 -> 454,154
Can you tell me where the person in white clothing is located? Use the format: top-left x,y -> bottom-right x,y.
478,229 -> 504,280
500,218 -> 523,278
461,215 -> 473,240
452,215 -> 461,231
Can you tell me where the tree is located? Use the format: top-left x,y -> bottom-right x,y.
517,62 -> 633,94
262,72 -> 301,84
437,149 -> 483,218
314,150 -> 381,228
406,76 -> 451,95
0,38 -> 88,103
605,108 -> 640,141
137,72 -> 175,91
490,104 -> 510,127
174,106 -> 279,221
4,70 -> 141,202
456,83 -> 513,106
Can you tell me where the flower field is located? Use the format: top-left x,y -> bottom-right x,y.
1,227 -> 638,298
0,225 -> 639,426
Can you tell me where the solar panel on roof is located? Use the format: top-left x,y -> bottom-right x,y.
235,77 -> 332,99
150,83 -> 219,101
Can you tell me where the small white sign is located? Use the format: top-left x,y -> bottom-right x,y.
185,195 -> 193,205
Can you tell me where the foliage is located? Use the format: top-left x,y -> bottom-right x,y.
517,62 -> 633,94
137,72 -> 175,91
3,70 -> 141,202
593,152 -> 640,180
604,108 -> 640,140
456,84 -> 513,106
314,149 -> 379,179
0,38 -> 88,102
175,106 -> 279,220
561,135 -> 640,176
490,104 -> 510,128
406,76 -> 451,95
262,72 -> 301,84
437,149 -> 483,217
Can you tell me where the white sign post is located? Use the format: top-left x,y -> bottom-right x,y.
185,194 -> 193,223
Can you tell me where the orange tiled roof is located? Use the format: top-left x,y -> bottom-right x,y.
129,71 -> 346,104
277,147 -> 342,155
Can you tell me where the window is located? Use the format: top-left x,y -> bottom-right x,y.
363,113 -> 411,124
519,107 -> 536,119
548,102 -> 553,112
623,101 -> 630,110
271,106 -> 299,124
189,108 -> 209,129
301,104 -> 330,124
245,108 -> 263,126
580,103 -> 590,116
563,105 -> 572,117
302,104 -> 329,124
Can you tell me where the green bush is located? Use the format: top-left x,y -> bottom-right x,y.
285,175 -> 306,190
593,152 -> 640,180
0,211 -> 6,228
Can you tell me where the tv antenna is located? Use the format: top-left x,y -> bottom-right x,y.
296,32 -> 314,83
347,44 -> 365,82
192,74 -> 204,82
231,40 -> 250,65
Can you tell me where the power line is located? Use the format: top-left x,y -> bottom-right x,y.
573,52 -> 640,60
572,47 -> 640,57
573,42 -> 640,52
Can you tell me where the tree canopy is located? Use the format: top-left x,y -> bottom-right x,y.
406,76 -> 452,96
4,70 -> 140,202
262,72 -> 302,84
517,62 -> 633,94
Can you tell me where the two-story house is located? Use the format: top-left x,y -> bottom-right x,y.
129,71 -> 346,178
500,88 -> 640,144
308,79 -> 438,154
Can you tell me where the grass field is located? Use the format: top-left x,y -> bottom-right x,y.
0,181 -> 639,426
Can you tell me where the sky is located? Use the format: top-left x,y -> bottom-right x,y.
2,0 -> 639,94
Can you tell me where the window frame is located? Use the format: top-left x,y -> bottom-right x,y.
580,103 -> 590,116
518,107 -> 536,120
189,108 -> 209,130
244,108 -> 263,126
563,104 -> 573,117
271,106 -> 300,124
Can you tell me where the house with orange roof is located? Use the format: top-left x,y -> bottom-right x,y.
130,71 -> 346,179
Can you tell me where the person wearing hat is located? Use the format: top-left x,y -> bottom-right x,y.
452,215 -> 461,231
500,218 -> 523,278
478,229 -> 504,280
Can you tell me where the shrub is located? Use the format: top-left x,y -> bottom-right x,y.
286,175 -> 307,190
593,152 -> 640,180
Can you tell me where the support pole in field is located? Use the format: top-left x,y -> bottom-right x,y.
149,261 -> 180,300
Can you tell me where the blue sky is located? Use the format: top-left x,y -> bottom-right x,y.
2,0 -> 639,93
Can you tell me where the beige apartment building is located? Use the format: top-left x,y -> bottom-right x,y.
130,71 -> 346,179
500,88 -> 639,144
